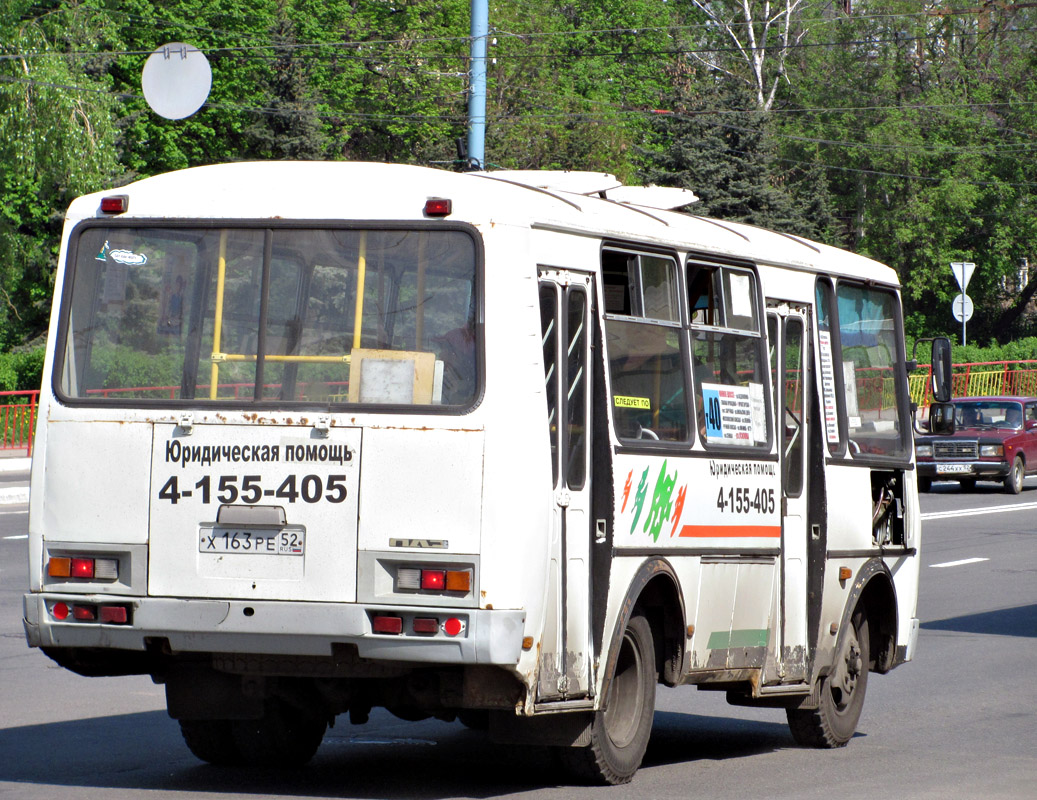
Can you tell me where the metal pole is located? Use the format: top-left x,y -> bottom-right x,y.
467,0 -> 488,170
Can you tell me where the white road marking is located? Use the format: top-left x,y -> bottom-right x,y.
921,501 -> 1037,521
930,557 -> 990,568
3,534 -> 28,540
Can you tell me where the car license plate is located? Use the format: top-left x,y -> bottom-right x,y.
936,463 -> 973,475
198,527 -> 305,555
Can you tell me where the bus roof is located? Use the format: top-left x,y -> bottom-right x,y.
68,161 -> 897,286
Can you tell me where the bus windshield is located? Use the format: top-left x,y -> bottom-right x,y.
58,225 -> 478,408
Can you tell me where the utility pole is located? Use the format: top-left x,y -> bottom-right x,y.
466,0 -> 488,170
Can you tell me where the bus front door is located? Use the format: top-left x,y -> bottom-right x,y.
768,306 -> 811,683
537,272 -> 593,702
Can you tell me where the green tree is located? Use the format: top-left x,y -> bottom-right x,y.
245,0 -> 326,160
640,71 -> 814,235
0,0 -> 123,346
776,0 -> 1037,342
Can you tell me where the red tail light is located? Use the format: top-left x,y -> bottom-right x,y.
420,570 -> 446,591
372,615 -> 403,635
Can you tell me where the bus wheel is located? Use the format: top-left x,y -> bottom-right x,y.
231,700 -> 327,767
560,613 -> 656,785
179,719 -> 243,765
787,609 -> 869,748
1004,457 -> 1024,494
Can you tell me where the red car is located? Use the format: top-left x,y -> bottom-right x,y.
915,396 -> 1037,493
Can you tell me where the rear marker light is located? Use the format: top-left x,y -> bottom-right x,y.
100,195 -> 128,213
52,602 -> 70,620
420,570 -> 446,591
424,198 -> 452,217
72,605 -> 97,621
372,615 -> 403,635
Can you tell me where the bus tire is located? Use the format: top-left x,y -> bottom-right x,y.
179,719 -> 243,765
231,699 -> 326,767
1004,456 -> 1024,494
787,608 -> 869,748
560,613 -> 656,785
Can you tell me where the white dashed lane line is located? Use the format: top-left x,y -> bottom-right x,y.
921,500 -> 1037,521
929,557 -> 990,568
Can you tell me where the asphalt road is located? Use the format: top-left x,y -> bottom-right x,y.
1,470 -> 1034,799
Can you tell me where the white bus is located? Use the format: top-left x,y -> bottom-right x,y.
23,162 -> 947,784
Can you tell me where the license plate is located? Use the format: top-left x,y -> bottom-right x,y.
936,463 -> 973,475
198,527 -> 305,555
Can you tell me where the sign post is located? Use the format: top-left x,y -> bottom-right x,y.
950,262 -> 976,346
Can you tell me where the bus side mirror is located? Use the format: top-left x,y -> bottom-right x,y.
929,402 -> 955,435
930,337 -> 952,403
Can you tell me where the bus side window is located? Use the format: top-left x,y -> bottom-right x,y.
688,262 -> 770,449
603,248 -> 689,443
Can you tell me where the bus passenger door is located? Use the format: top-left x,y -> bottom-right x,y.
537,272 -> 593,702
768,306 -> 810,683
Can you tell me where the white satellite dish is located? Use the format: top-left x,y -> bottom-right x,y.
141,43 -> 211,120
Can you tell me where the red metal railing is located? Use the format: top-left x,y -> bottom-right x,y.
0,390 -> 38,456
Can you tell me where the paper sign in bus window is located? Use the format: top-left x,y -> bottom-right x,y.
728,272 -> 753,319
818,330 -> 840,444
614,395 -> 651,410
701,382 -> 755,446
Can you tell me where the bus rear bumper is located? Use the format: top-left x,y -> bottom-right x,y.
23,593 -> 526,666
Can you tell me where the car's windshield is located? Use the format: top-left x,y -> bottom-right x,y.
954,402 -> 1023,430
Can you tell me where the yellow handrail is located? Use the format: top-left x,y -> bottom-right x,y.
207,230 -> 369,396
218,354 -> 351,364
209,230 -> 228,399
352,231 -> 367,350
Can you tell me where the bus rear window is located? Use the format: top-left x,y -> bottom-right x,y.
58,226 -> 478,408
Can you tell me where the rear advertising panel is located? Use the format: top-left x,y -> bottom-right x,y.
149,423 -> 361,602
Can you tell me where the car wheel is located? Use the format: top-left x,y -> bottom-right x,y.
959,478 -> 976,492
179,719 -> 243,765
1004,456 -> 1024,494
787,608 -> 869,748
231,699 -> 326,767
559,613 -> 656,785
917,477 -> 932,493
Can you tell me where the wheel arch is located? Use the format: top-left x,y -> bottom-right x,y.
601,558 -> 686,700
842,558 -> 898,675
